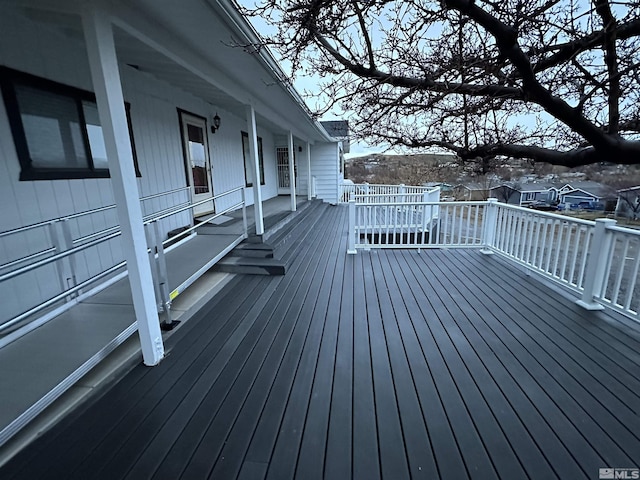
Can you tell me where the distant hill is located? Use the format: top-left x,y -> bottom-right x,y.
344,153 -> 640,188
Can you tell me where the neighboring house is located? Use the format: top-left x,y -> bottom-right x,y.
454,183 -> 489,201
489,183 -> 520,204
424,182 -> 453,195
558,181 -> 617,209
616,186 -> 640,219
0,1 -> 342,364
490,182 -> 558,206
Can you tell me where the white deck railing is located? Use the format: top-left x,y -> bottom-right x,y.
348,197 -> 640,320
340,183 -> 438,203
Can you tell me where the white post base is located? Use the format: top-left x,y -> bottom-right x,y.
576,300 -> 605,311
480,248 -> 495,255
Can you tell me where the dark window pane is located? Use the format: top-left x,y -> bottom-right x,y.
15,85 -> 86,169
82,101 -> 109,169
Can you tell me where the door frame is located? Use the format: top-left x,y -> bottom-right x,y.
178,109 -> 214,216
276,146 -> 296,195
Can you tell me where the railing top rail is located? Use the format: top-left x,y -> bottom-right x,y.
0,185 -> 245,282
496,202 -> 597,226
146,186 -> 244,224
346,182 -> 432,188
0,231 -> 122,283
353,192 -> 433,196
160,200 -> 245,246
607,223 -> 640,236
0,186 -> 192,238
350,199 -> 479,207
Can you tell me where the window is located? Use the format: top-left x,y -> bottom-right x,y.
0,67 -> 140,180
241,131 -> 265,187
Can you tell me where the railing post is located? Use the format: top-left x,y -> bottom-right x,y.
481,198 -> 498,254
348,200 -> 357,254
49,220 -> 77,298
399,183 -> 406,203
241,188 -> 248,238
144,222 -> 163,312
576,218 -> 616,310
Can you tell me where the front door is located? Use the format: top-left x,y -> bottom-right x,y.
180,112 -> 214,216
276,147 -> 295,194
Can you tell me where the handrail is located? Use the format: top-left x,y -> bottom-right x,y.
0,247 -> 57,272
159,201 -> 244,247
606,223 -> 640,235
146,186 -> 244,224
0,231 -> 122,283
1,187 -> 244,282
72,201 -> 191,246
497,203 -> 596,226
0,186 -> 191,238
0,261 -> 126,333
137,186 -> 190,202
352,200 -> 482,207
0,185 -> 247,333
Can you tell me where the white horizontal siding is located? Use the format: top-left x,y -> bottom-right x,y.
310,142 -> 339,204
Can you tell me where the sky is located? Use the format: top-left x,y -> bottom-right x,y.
236,1 -> 383,158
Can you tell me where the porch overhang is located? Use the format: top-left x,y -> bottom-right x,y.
6,0 -> 334,144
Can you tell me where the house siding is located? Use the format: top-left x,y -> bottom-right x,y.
310,142 -> 339,204
0,8 -> 282,324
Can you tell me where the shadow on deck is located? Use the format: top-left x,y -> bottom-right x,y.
2,205 -> 639,479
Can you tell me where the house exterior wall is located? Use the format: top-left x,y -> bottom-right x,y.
560,191 -> 598,205
0,9 -> 282,324
310,142 -> 340,204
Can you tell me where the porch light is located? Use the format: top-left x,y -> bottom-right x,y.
211,113 -> 221,133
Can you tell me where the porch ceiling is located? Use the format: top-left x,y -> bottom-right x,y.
9,0 -> 331,143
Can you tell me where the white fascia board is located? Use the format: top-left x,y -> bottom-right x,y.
214,0 -> 334,143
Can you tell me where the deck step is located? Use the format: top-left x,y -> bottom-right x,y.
272,202 -> 329,261
214,256 -> 285,275
231,243 -> 274,259
262,199 -> 316,244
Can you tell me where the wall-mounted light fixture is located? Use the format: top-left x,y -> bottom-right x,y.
298,146 -> 302,152
211,113 -> 221,134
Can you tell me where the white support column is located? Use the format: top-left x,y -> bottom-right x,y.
83,6 -> 164,366
246,105 -> 264,235
577,218 -> 616,310
288,131 -> 296,211
306,142 -> 312,201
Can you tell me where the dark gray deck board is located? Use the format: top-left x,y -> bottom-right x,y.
403,250 -> 587,478
60,275 -> 267,480
363,252 -> 413,479
206,207 -> 345,480
438,250 -> 640,465
3,205 -> 640,480
294,213 -> 347,480
350,251 -> 382,480
263,208 -> 346,480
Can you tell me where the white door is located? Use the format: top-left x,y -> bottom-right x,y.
276,147 -> 295,194
180,112 -> 214,216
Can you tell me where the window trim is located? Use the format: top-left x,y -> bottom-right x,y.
0,66 -> 140,181
241,131 -> 265,187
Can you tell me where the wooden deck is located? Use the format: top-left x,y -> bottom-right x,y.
2,205 -> 640,479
